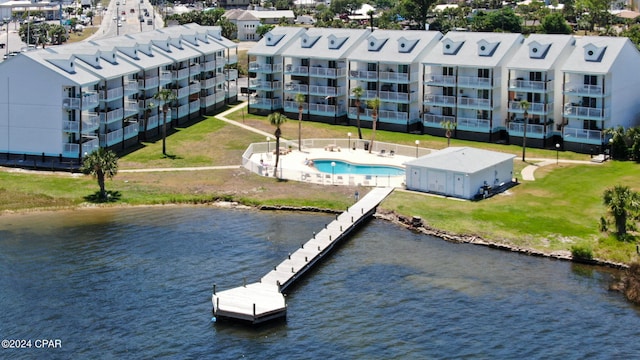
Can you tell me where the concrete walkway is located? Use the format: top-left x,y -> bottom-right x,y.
520,158 -> 602,181
214,102 -> 277,140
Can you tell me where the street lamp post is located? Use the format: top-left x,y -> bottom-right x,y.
348,132 -> 351,151
266,137 -> 270,154
331,161 -> 336,184
555,143 -> 560,165
116,2 -> 120,36
415,140 -> 420,158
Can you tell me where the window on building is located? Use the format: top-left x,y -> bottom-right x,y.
478,68 -> 490,78
367,63 -> 377,72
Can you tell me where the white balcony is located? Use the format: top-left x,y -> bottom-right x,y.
457,76 -> 492,88
63,92 -> 99,110
123,122 -> 139,140
379,71 -> 417,83
423,113 -> 455,126
249,79 -> 282,90
189,82 -> 201,94
424,94 -> 456,106
102,128 -> 123,147
201,94 -> 217,107
203,60 -> 216,71
379,91 -> 418,103
249,97 -> 282,109
309,67 -> 346,78
424,73 -> 456,86
308,85 -> 340,96
189,100 -> 200,112
100,108 -> 124,124
99,86 -> 124,101
284,83 -> 308,93
160,71 -> 172,85
249,62 -> 282,72
457,96 -> 491,109
138,76 -> 159,90
349,69 -> 377,80
124,81 -> 139,95
172,68 -> 190,80
509,78 -> 552,92
563,82 -> 604,96
124,100 -> 139,118
284,64 -> 308,75
457,117 -> 491,131
214,73 -> 226,85
563,103 -> 606,119
509,101 -> 552,114
225,69 -> 238,81
563,127 -> 603,144
190,63 -> 201,73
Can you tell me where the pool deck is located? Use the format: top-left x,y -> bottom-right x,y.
248,146 -> 413,187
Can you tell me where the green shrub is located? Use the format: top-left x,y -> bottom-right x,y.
571,244 -> 594,260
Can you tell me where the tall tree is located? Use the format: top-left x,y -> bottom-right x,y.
440,119 -> 456,147
269,112 -> 287,177
603,185 -> 640,237
153,89 -> 177,157
520,100 -> 530,162
367,97 -> 380,154
351,86 -> 364,139
80,148 -> 119,200
541,12 -> 573,34
398,0 -> 436,30
295,93 -> 305,152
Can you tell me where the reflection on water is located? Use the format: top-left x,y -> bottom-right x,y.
0,207 -> 638,359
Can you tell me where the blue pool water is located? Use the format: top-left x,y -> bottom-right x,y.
314,159 -> 405,176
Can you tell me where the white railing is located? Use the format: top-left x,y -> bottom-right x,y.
249,62 -> 282,72
379,71 -> 417,83
82,138 -> 100,155
227,54 -> 238,65
424,74 -> 456,86
201,77 -> 216,89
203,60 -> 216,71
63,121 -> 79,132
508,122 -> 547,135
249,98 -> 283,108
309,67 -> 346,77
190,63 -> 201,74
349,69 -> 377,80
309,103 -> 340,114
139,76 -> 159,89
99,108 -> 124,124
458,97 -> 491,108
563,127 -> 602,142
123,123 -> 139,140
308,85 -> 339,96
83,112 -> 100,131
189,82 -> 201,94
225,69 -> 238,81
563,103 -> 605,118
563,82 -> 604,96
174,87 -> 189,98
457,117 -> 490,130
99,87 -> 124,101
102,128 -> 123,146
172,68 -> 190,80
423,113 -> 456,125
124,101 -> 139,118
509,78 -> 551,91
249,79 -> 282,90
63,142 -> 79,156
147,114 -> 159,129
201,94 -> 216,107
124,81 -> 139,95
379,91 -> 417,102
284,100 -> 307,111
216,91 -> 226,102
509,101 -> 551,113
189,100 -> 200,112
457,76 -> 492,88
424,94 -> 456,106
160,71 -> 172,84
285,64 -> 308,74
284,83 -> 308,93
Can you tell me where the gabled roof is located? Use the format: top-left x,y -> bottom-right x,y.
348,29 -> 442,64
17,51 -> 101,86
249,26 -> 306,56
182,24 -> 238,50
281,28 -> 370,60
126,30 -> 202,63
506,34 -> 575,71
50,43 -> 140,79
422,32 -> 524,68
560,36 -> 634,74
404,147 -> 515,174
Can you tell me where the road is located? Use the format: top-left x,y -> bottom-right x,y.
88,0 -> 165,41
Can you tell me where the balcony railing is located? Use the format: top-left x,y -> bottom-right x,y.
309,103 -> 344,115
457,76 -> 492,88
201,94 -> 217,107
63,92 -> 99,110
563,103 -> 605,119
146,114 -> 159,130
124,81 -> 139,95
101,128 -> 123,147
138,76 -> 159,90
189,82 -> 201,94
225,69 -> 238,81
99,87 -> 124,101
508,122 -> 549,136
379,91 -> 418,103
284,83 -> 308,93
508,101 -> 552,114
226,54 -> 238,64
248,62 -> 282,72
124,100 -> 139,118
82,112 -> 100,132
190,64 -> 201,74
423,113 -> 456,126
249,79 -> 282,90
123,123 -> 139,140
160,71 -> 172,85
249,97 -> 283,109
457,96 -> 491,109
424,74 -> 456,86
172,68 -> 190,80
308,85 -> 340,96
172,87 -> 190,99
457,117 -> 490,131
563,82 -> 604,96
379,71 -> 417,83
203,60 -> 216,72
563,127 -> 603,143
309,67 -> 346,78
216,91 -> 226,102
189,100 -> 200,112
201,77 -> 216,89
349,69 -> 377,80
508,78 -> 552,92
284,64 -> 308,75
100,108 -> 124,124
423,94 -> 456,106
284,100 -> 308,112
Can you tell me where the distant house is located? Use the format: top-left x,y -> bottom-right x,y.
404,147 -> 515,200
224,9 -> 295,41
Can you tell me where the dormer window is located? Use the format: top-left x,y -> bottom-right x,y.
584,43 -> 606,62
367,36 -> 388,52
477,39 -> 499,56
327,34 -> 347,49
528,41 -> 551,59
265,33 -> 284,46
300,34 -> 320,48
398,37 -> 418,53
442,38 -> 464,55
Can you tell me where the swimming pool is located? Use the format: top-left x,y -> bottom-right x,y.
313,160 -> 405,176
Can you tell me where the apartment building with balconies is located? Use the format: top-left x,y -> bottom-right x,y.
504,34 -> 575,148
348,30 -> 443,133
281,28 -> 370,124
0,23 -> 238,166
247,27 -> 306,115
422,32 -> 524,142
559,36 -> 640,153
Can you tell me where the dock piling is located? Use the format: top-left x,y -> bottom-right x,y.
213,284 -> 216,295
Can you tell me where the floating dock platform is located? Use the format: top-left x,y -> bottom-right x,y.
212,187 -> 394,324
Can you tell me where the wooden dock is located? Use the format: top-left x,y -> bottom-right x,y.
212,187 -> 395,324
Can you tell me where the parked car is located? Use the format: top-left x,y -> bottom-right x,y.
121,10 -> 126,15
147,19 -> 152,25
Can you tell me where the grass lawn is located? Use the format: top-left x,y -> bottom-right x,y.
1,103 -> 638,263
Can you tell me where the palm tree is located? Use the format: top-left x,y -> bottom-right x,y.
295,92 -> 305,151
268,112 -> 287,177
80,148 -> 119,200
153,89 -> 177,156
367,97 -> 380,154
520,99 -> 530,162
351,86 -> 364,139
440,119 -> 456,147
603,185 -> 640,237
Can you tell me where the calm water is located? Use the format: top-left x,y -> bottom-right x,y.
314,160 -> 405,176
0,207 -> 639,359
